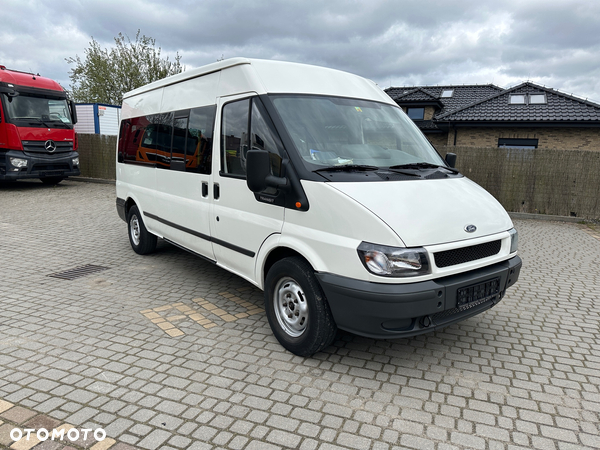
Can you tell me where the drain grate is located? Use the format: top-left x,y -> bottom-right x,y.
48,264 -> 109,280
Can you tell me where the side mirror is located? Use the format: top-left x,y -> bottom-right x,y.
445,152 -> 457,168
246,149 -> 287,193
69,100 -> 78,125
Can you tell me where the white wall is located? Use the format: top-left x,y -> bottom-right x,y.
98,105 -> 120,135
74,104 -> 95,134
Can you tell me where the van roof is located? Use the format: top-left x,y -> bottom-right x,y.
124,58 -> 252,98
123,58 -> 393,106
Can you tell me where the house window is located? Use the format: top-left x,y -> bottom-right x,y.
407,107 -> 425,120
509,93 -> 547,104
529,94 -> 547,104
509,95 -> 526,104
498,138 -> 538,149
441,89 -> 454,98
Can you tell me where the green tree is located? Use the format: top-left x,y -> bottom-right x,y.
66,30 -> 183,105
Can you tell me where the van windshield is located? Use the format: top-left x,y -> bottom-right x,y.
270,95 -> 445,171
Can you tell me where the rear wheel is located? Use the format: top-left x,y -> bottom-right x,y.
264,257 -> 337,356
40,177 -> 64,185
127,205 -> 157,255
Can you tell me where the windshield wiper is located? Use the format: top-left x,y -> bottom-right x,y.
314,164 -> 379,173
389,162 -> 459,174
25,118 -> 52,128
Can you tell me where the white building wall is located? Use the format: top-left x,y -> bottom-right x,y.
74,104 -> 95,134
98,105 -> 121,135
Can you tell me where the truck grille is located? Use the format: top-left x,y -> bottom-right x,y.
22,140 -> 73,154
434,240 -> 501,268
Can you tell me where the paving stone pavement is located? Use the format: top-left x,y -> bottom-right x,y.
0,179 -> 599,450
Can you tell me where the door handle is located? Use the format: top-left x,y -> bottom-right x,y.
202,182 -> 208,198
213,183 -> 220,200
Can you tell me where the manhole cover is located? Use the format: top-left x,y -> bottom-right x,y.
48,264 -> 109,280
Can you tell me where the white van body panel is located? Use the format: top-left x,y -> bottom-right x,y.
329,177 -> 513,247
161,71 -> 221,111
280,181 -> 404,280
248,60 -> 394,104
121,58 -> 394,118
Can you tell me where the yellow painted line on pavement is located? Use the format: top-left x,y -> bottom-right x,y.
142,290 -> 264,336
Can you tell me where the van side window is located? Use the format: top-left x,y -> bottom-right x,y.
118,106 -> 215,174
170,116 -> 190,171
149,113 -> 174,169
221,98 -> 284,179
187,105 -> 215,175
221,99 -> 250,176
118,116 -> 152,165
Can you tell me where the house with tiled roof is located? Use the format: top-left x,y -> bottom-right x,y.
385,82 -> 600,151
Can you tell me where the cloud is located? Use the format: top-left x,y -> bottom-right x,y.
2,0 -> 600,103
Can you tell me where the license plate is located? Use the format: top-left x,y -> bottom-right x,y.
40,171 -> 64,177
457,277 -> 500,307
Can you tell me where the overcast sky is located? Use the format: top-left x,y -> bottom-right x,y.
2,0 -> 600,103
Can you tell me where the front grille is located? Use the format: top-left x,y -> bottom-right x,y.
434,240 -> 501,268
22,140 -> 73,154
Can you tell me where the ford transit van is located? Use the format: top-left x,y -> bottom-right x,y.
116,58 -> 521,356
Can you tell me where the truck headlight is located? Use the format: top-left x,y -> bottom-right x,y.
508,228 -> 518,253
9,157 -> 27,168
72,157 -> 79,167
357,242 -> 430,277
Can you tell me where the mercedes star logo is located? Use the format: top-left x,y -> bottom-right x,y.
45,140 -> 57,153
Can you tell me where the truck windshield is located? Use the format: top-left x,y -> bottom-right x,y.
3,93 -> 73,128
270,95 -> 444,171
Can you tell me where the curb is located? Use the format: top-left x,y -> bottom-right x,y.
508,212 -> 584,223
69,177 -> 116,185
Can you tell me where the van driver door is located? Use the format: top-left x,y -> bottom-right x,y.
209,94 -> 286,282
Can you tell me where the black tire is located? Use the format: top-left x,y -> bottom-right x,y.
40,177 -> 64,185
127,205 -> 157,255
264,257 -> 337,356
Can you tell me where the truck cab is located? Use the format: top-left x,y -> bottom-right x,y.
0,65 -> 80,184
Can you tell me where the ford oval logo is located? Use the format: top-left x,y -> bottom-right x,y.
464,224 -> 477,233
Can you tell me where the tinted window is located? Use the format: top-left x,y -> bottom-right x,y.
118,106 -> 215,175
145,113 -> 174,169
118,116 -> 152,164
188,105 -> 216,174
170,116 -> 190,171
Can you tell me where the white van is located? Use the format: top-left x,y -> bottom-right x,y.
116,58 -> 521,356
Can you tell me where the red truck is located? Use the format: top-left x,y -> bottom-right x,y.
0,65 -> 80,184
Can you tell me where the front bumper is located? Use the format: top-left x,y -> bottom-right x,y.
0,150 -> 80,181
317,255 -> 522,339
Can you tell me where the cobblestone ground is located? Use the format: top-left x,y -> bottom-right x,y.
0,179 -> 598,450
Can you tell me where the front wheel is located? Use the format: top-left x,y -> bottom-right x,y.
264,257 -> 337,356
127,205 -> 157,255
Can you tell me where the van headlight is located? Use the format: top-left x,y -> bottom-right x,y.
508,228 -> 518,253
357,242 -> 430,277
